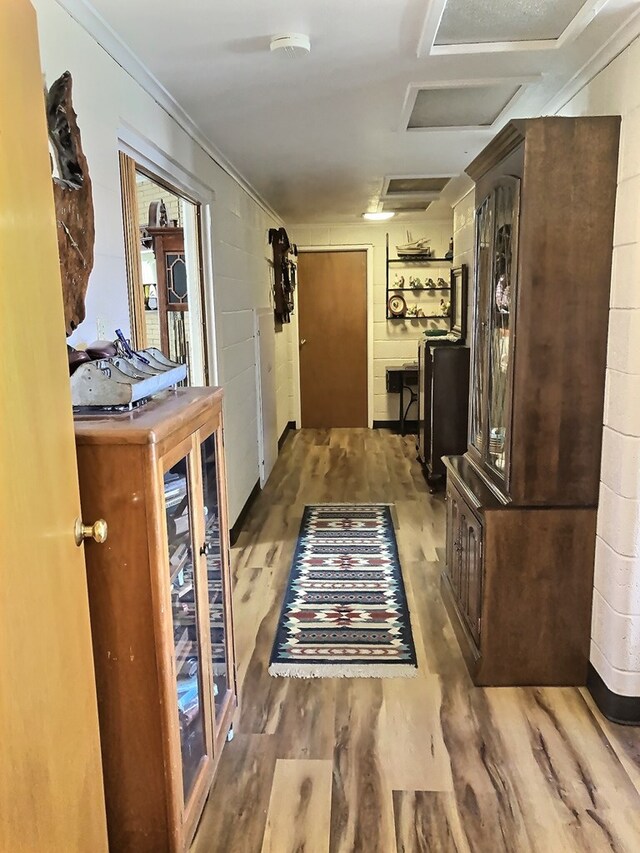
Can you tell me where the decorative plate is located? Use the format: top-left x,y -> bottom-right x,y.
388,294 -> 407,317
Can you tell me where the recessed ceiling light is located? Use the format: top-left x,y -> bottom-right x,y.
362,212 -> 395,221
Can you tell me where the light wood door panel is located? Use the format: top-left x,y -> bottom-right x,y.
0,2 -> 108,850
298,251 -> 367,428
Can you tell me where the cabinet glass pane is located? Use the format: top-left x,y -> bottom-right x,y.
200,434 -> 229,726
487,180 -> 519,478
164,458 -> 207,800
470,197 -> 493,454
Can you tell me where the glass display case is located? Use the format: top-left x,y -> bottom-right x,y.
200,434 -> 234,736
441,117 -> 620,690
74,388 -> 236,853
165,458 -> 207,800
469,178 -> 520,486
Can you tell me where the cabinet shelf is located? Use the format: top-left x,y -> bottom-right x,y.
388,257 -> 452,263
390,286 -> 450,292
386,314 -> 450,321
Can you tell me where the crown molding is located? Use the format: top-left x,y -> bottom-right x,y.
542,7 -> 640,115
53,0 -> 284,225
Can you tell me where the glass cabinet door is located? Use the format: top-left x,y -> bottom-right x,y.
486,178 -> 519,480
200,432 -> 232,732
470,196 -> 493,456
164,457 -> 207,801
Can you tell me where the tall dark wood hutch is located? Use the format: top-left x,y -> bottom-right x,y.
442,116 -> 620,686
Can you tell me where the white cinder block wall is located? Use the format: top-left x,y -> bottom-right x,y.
452,189 -> 475,339
289,220 -> 453,423
33,0 -> 291,526
555,35 -> 640,699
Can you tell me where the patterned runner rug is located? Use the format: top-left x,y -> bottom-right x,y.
269,504 -> 418,678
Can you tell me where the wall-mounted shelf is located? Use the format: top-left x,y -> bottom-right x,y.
390,286 -> 451,292
386,233 -> 453,321
388,257 -> 452,263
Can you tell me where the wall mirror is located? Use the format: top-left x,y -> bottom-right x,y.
119,153 -> 208,386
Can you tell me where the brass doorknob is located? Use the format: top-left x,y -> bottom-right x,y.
75,517 -> 108,546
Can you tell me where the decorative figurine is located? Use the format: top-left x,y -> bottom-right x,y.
396,234 -> 432,257
445,237 -> 454,260
440,298 -> 451,316
409,276 -> 423,289
426,277 -> 436,288
394,274 -> 405,288
437,277 -> 447,287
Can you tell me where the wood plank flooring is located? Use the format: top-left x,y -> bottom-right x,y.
191,429 -> 640,853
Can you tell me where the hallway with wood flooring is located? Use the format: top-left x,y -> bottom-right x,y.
191,429 -> 640,853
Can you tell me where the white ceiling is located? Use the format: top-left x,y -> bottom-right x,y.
83,0 -> 640,223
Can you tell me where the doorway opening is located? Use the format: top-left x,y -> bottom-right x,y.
119,153 -> 208,386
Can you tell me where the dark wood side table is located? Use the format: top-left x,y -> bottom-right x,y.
385,363 -> 419,435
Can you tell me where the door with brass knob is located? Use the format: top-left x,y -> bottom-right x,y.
75,518 -> 108,546
0,2 -> 108,847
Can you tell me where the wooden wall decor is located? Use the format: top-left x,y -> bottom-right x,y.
269,227 -> 297,327
46,71 -> 95,336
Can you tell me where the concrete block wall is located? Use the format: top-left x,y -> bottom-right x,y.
452,188 -> 475,339
555,34 -> 640,698
289,219 -> 453,424
34,0 -> 283,526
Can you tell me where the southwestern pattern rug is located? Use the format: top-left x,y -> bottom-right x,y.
269,504 -> 418,678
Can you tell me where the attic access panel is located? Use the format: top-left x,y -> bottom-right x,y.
435,0 -> 587,45
408,83 -> 521,129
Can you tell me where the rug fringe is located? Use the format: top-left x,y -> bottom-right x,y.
268,663 -> 418,679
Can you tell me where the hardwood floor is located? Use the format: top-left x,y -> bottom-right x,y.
191,429 -> 640,853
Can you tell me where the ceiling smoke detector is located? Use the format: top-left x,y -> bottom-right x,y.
270,34 -> 311,57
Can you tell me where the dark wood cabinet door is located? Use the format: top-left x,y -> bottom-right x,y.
445,487 -> 462,597
463,512 -> 483,646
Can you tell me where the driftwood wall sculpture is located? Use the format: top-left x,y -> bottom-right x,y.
46,71 -> 95,335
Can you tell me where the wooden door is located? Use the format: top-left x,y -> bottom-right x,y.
0,2 -> 108,850
298,251 -> 367,427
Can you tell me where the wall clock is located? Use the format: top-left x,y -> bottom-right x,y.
388,294 -> 407,317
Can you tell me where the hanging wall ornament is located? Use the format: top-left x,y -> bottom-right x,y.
46,71 -> 95,336
269,227 -> 295,327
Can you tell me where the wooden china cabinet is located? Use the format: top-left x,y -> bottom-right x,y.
74,388 -> 237,852
442,116 -> 620,686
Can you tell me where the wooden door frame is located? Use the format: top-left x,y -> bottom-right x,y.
292,245 -> 374,429
117,127 -> 219,385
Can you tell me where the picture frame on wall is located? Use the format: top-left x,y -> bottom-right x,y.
450,264 -> 468,341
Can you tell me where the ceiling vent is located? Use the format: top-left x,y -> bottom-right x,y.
435,0 -> 586,45
270,34 -> 311,57
407,83 -> 521,129
386,177 -> 450,194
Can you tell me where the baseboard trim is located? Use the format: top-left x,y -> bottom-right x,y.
372,420 -> 418,433
587,663 -> 640,725
278,420 -> 296,450
229,479 -> 261,546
